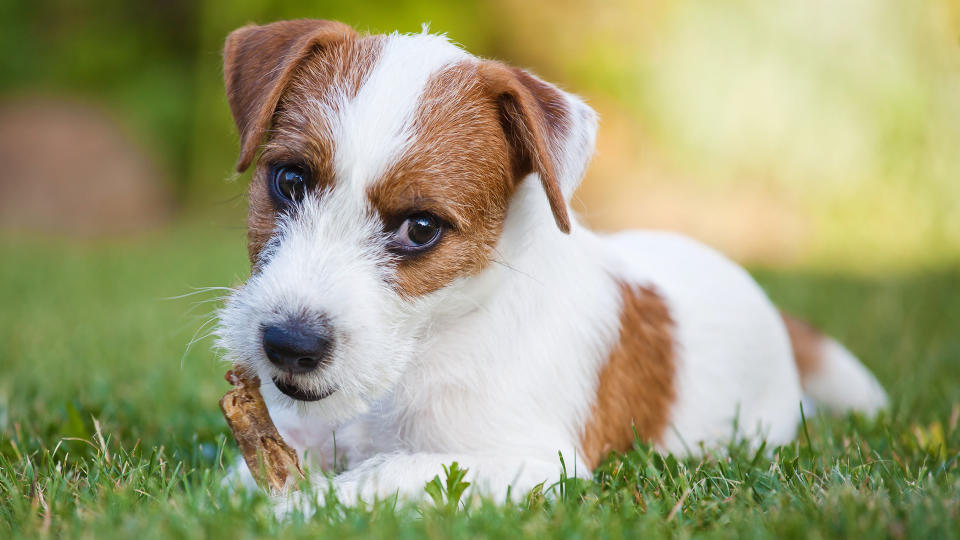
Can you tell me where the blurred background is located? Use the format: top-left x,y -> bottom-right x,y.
1,0 -> 958,270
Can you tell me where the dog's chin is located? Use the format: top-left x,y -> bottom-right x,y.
272,378 -> 336,402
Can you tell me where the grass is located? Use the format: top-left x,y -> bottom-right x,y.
1,222 -> 959,538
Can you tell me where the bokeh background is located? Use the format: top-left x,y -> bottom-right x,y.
2,0 -> 958,269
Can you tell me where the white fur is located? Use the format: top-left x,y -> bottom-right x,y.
216,30 -> 887,512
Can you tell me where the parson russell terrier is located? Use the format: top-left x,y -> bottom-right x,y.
215,19 -> 888,506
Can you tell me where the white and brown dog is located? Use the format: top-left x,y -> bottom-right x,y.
216,19 -> 887,505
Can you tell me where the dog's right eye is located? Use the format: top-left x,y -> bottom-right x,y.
388,213 -> 444,255
271,165 -> 308,204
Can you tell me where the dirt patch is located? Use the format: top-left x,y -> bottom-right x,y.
0,98 -> 172,235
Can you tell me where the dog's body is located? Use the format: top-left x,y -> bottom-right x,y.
216,20 -> 887,505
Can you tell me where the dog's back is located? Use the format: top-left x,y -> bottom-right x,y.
604,230 -> 886,455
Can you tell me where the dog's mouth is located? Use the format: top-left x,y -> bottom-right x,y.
272,378 -> 336,402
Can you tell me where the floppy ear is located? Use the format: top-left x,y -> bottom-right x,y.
223,19 -> 355,172
480,62 -> 598,234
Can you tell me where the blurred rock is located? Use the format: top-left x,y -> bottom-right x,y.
0,98 -> 172,235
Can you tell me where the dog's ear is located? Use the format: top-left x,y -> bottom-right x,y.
480,62 -> 598,234
223,19 -> 356,172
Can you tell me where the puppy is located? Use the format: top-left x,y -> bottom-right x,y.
216,19 -> 887,506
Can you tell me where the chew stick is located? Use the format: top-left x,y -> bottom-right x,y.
219,368 -> 304,492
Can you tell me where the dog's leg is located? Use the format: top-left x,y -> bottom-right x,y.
274,452 -> 568,516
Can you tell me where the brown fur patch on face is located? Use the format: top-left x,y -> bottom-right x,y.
244,36 -> 385,266
580,281 -> 676,468
224,20 -> 357,173
780,311 -> 824,384
368,61 -> 516,297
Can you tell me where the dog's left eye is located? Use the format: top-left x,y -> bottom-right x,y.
271,165 -> 308,204
391,213 -> 442,253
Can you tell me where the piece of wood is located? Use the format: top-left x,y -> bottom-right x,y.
219,368 -> 304,492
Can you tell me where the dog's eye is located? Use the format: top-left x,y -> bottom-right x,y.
392,213 -> 442,253
271,165 -> 307,204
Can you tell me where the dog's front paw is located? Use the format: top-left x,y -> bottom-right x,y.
221,455 -> 261,492
272,478 -> 364,520
330,479 -> 361,505
272,489 -> 317,521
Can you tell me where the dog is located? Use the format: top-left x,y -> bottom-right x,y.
215,19 -> 888,507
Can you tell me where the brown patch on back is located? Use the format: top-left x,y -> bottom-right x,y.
368,61 -> 516,297
780,311 -> 824,383
580,281 -> 676,468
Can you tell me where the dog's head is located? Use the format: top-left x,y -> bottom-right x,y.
215,19 -> 597,422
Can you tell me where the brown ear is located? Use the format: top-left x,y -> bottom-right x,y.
223,19 -> 355,172
480,62 -> 597,234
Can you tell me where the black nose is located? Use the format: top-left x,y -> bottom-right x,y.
261,321 -> 333,374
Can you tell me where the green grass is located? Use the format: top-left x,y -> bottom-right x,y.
1,223 -> 959,538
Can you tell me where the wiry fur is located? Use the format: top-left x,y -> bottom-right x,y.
215,22 -> 888,511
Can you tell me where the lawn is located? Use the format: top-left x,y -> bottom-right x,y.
1,222 -> 958,538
